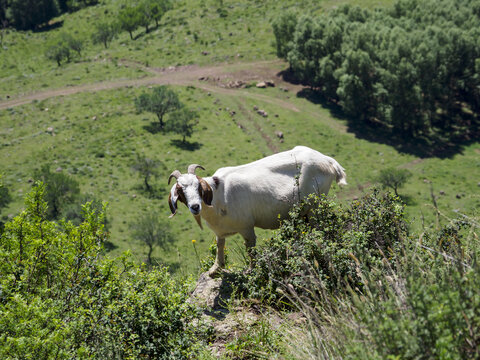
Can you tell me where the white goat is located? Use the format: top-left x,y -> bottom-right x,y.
168,146 -> 347,276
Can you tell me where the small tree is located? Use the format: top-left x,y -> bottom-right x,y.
45,33 -> 82,66
62,32 -> 83,56
376,167 -> 412,196
0,179 -> 11,214
130,213 -> 174,265
45,42 -> 70,66
151,0 -> 172,28
91,21 -> 117,48
62,195 -> 108,229
118,6 -> 141,40
134,86 -> 182,129
33,165 -> 80,219
138,0 -> 153,34
166,107 -> 198,143
131,153 -> 163,193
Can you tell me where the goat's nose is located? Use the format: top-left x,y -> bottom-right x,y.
191,204 -> 200,212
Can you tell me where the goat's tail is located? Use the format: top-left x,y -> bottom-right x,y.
333,161 -> 347,186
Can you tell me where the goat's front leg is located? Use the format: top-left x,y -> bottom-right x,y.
208,236 -> 225,277
240,228 -> 257,268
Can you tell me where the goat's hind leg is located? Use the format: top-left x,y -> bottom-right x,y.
240,228 -> 257,269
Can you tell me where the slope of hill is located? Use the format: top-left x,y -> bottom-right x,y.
1,0 -> 479,275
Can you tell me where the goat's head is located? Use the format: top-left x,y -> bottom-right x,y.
168,164 -> 213,228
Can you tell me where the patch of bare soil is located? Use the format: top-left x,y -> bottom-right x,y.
190,271 -> 306,357
190,272 -> 261,357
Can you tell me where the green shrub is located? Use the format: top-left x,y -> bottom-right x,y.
0,183 -> 209,359
280,209 -> 480,359
324,217 -> 480,360
245,189 -> 408,305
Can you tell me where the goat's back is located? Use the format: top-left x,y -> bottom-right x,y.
210,146 -> 346,230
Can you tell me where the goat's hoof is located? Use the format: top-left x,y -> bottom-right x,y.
208,265 -> 223,278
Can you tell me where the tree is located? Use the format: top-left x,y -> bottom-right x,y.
62,194 -> 108,229
33,165 -> 80,219
45,42 -> 70,66
118,5 -> 141,40
137,1 -> 153,34
272,11 -> 297,59
64,33 -> 83,56
0,179 -> 11,214
376,167 -> 412,196
166,107 -> 198,143
45,33 -> 83,66
91,21 -> 117,48
131,153 -> 163,193
130,213 -> 174,265
151,0 -> 172,28
0,178 -> 11,233
134,86 -> 182,129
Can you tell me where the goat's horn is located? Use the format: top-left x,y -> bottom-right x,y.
168,170 -> 182,184
187,164 -> 205,174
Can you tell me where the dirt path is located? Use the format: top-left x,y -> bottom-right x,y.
0,59 -> 289,110
0,58 -> 346,136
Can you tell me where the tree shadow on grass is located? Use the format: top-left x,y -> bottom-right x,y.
170,139 -> 202,151
143,122 -> 164,134
399,194 -> 417,206
131,184 -> 166,199
103,240 -> 118,252
295,87 -> 477,159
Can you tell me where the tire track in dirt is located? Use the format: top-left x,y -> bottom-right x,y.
233,99 -> 279,153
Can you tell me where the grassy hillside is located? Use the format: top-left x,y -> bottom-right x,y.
1,0 -> 479,276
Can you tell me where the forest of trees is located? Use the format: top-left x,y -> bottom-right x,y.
0,0 -> 98,30
273,0 -> 480,150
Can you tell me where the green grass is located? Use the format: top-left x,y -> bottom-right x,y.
1,0 -> 395,98
1,80 -> 478,274
1,0 -> 478,276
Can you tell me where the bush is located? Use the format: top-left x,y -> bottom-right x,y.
292,215 -> 480,360
0,183 -> 209,359
245,189 -> 408,305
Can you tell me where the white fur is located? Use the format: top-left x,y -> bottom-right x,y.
172,146 -> 347,276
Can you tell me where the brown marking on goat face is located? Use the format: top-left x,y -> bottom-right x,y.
176,183 -> 187,204
168,183 -> 187,216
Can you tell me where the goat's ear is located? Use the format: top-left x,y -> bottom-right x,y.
198,177 -> 213,206
168,184 -> 179,217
